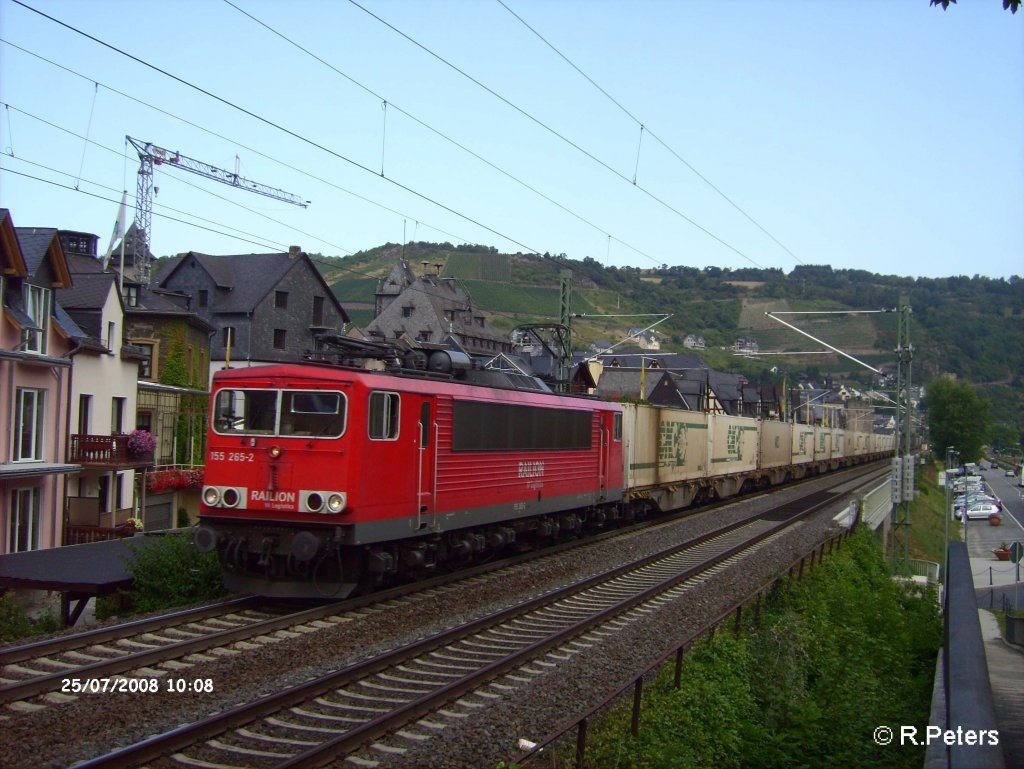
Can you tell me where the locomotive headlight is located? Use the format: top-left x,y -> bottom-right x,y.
300,490 -> 346,514
222,487 -> 241,507
269,445 -> 283,459
203,486 -> 221,506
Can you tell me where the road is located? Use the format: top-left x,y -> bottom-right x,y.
964,466 -> 1024,591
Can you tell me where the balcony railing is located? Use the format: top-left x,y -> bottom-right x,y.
68,434 -> 154,468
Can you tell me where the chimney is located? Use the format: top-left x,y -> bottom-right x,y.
288,245 -> 301,256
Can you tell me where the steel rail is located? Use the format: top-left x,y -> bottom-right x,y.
74,471 -> 869,769
0,595 -> 260,665
0,462 -> 884,710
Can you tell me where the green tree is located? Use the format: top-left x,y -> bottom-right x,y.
924,377 -> 992,462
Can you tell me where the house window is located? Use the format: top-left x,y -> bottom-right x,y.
136,342 -> 155,379
136,411 -> 153,432
312,296 -> 325,326
107,321 -> 116,350
273,329 -> 287,350
123,284 -> 139,307
14,388 -> 45,461
198,289 -> 208,308
111,397 -> 126,434
402,306 -> 414,318
368,391 -> 400,440
8,488 -> 41,553
23,284 -> 50,354
79,394 -> 92,434
115,472 -> 124,512
275,291 -> 288,310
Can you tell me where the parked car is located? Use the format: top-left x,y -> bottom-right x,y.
961,502 -> 1002,521
1007,469 -> 1016,477
954,493 -> 997,507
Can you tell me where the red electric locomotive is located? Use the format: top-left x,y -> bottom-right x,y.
194,346 -> 623,597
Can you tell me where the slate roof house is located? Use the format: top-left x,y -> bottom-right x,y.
155,247 -> 350,378
0,211 -> 77,553
594,367 -> 694,409
366,261 -> 511,356
58,251 -> 151,535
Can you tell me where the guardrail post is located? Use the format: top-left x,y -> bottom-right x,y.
575,718 -> 588,769
631,678 -> 643,737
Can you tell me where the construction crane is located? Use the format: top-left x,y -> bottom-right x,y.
125,136 -> 309,285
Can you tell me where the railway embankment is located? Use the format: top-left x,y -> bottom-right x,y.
561,525 -> 942,769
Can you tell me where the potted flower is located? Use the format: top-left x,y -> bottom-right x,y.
988,511 -> 1002,526
146,467 -> 205,493
126,429 -> 156,460
993,543 -> 1011,561
118,516 -> 144,536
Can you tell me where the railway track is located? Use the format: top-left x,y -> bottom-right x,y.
1,463 -> 880,714
72,481 -> 849,769
0,596 -> 310,707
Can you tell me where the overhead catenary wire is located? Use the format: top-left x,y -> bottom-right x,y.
347,0 -> 765,269
3,167 -> 286,252
0,36 -> 478,254
9,0 -> 546,259
493,0 -> 804,266
219,0 -> 662,268
0,102 -> 341,252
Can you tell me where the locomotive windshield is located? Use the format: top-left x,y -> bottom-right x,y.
213,388 -> 345,438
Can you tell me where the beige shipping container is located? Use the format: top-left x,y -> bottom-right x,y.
759,420 -> 793,469
621,403 -> 708,490
793,426 -> 815,466
707,413 -> 759,475
831,429 -> 846,460
814,426 -> 832,461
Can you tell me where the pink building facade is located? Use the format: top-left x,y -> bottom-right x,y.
1,210 -> 78,553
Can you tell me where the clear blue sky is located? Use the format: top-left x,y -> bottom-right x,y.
1,0 -> 1021,279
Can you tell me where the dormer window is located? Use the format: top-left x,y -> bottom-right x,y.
23,284 -> 49,354
123,285 -> 139,307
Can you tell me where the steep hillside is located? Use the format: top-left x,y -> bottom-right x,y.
322,246 -> 1020,376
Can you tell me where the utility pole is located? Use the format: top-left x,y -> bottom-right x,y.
558,270 -> 573,385
125,137 -> 309,285
890,295 -> 915,573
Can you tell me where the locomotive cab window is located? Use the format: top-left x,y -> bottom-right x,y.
613,412 -> 622,441
213,389 -> 345,438
214,389 -> 276,434
368,391 -> 400,440
282,391 -> 344,437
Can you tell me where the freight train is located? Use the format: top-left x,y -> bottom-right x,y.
193,345 -> 894,597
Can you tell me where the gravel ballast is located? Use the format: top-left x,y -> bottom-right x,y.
0,467 -> 884,769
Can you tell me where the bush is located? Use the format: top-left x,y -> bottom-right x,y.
123,534 -> 225,614
579,526 -> 942,769
0,593 -> 60,642
0,593 -> 34,642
